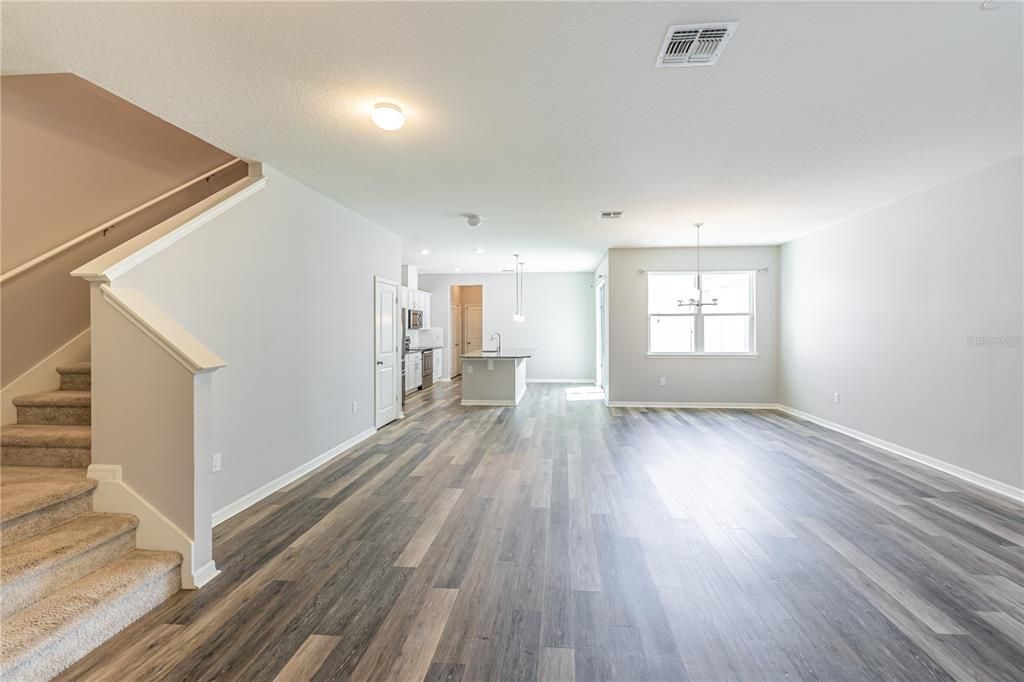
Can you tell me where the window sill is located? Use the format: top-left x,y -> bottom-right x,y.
646,352 -> 760,359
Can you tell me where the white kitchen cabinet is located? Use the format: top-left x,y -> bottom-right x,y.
432,349 -> 443,381
405,352 -> 422,393
400,286 -> 409,310
421,292 -> 431,326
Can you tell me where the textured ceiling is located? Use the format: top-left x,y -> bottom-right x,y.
3,2 -> 1021,273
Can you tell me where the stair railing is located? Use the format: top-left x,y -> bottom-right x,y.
0,157 -> 244,285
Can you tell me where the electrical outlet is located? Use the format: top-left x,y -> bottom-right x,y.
833,392 -> 840,404
351,401 -> 358,413
467,365 -> 474,373
659,377 -> 667,386
212,452 -> 222,473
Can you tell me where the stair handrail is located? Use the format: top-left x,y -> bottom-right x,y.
0,157 -> 244,285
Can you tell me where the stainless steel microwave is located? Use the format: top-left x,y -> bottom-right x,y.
407,309 -> 424,329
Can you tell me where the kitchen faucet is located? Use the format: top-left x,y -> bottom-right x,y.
490,332 -> 502,354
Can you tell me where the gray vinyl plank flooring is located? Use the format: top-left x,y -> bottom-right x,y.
59,381 -> 1024,681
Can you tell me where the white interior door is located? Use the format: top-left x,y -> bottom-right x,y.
375,277 -> 399,428
464,304 -> 483,353
451,304 -> 462,377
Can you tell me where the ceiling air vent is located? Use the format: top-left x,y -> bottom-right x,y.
656,22 -> 739,68
600,211 -> 624,220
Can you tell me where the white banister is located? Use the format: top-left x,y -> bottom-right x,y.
0,157 -> 245,285
99,285 -> 225,374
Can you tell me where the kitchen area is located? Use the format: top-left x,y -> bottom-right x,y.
400,265 -> 444,410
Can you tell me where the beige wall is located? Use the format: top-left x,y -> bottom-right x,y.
115,165 -> 402,512
780,156 -> 1022,491
1,74 -> 238,385
458,285 -> 482,305
606,246 -> 780,405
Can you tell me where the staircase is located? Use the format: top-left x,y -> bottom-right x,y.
1,363 -> 182,681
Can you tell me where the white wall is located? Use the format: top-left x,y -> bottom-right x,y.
780,156 -> 1023,492
606,246 -> 780,405
418,272 -> 595,383
116,165 -> 401,511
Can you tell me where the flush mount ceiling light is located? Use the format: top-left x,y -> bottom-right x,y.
474,248 -> 485,254
453,266 -> 462,272
371,102 -> 405,131
463,213 -> 482,228
419,248 -> 430,255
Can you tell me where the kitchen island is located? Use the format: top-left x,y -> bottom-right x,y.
460,348 -> 536,406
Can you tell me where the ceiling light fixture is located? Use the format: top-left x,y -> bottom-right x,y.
371,102 -> 405,131
453,266 -> 462,272
678,223 -> 718,309
464,213 -> 482,228
512,254 -> 526,322
474,248 -> 485,254
420,248 -> 431,255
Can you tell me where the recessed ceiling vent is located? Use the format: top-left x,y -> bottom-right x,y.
656,22 -> 739,68
600,211 -> 624,219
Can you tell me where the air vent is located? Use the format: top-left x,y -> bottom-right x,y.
600,211 -> 624,219
656,22 -> 738,68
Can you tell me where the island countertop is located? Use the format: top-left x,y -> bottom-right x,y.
461,348 -> 537,359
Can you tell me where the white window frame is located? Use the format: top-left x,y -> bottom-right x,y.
646,270 -> 757,357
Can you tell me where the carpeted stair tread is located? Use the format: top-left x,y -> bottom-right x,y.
0,467 -> 95,523
13,391 -> 91,408
0,550 -> 182,680
2,512 -> 137,583
1,424 -> 91,449
1,513 -> 138,617
56,363 -> 91,375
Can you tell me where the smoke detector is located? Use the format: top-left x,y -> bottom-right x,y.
656,22 -> 739,68
600,211 -> 624,220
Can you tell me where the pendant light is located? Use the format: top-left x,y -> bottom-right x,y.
678,223 -> 718,309
512,254 -> 526,322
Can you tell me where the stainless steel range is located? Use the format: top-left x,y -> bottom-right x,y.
421,349 -> 433,389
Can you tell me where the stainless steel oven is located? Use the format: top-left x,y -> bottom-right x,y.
421,350 -> 433,389
407,309 -> 424,329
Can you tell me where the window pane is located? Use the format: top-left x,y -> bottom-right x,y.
700,272 -> 751,314
702,315 -> 751,353
650,315 -> 695,353
648,273 -> 697,314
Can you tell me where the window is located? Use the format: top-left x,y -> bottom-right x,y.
647,271 -> 755,355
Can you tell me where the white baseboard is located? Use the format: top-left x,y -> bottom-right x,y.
775,404 -> 1024,504
461,399 -> 516,406
527,378 -> 595,384
192,560 -> 221,588
2,328 -> 90,425
212,426 -> 376,526
607,401 -> 779,409
87,464 -> 213,589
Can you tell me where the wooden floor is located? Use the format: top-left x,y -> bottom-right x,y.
61,381 -> 1024,681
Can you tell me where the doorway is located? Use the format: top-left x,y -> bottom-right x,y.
449,284 -> 483,378
374,276 -> 400,428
